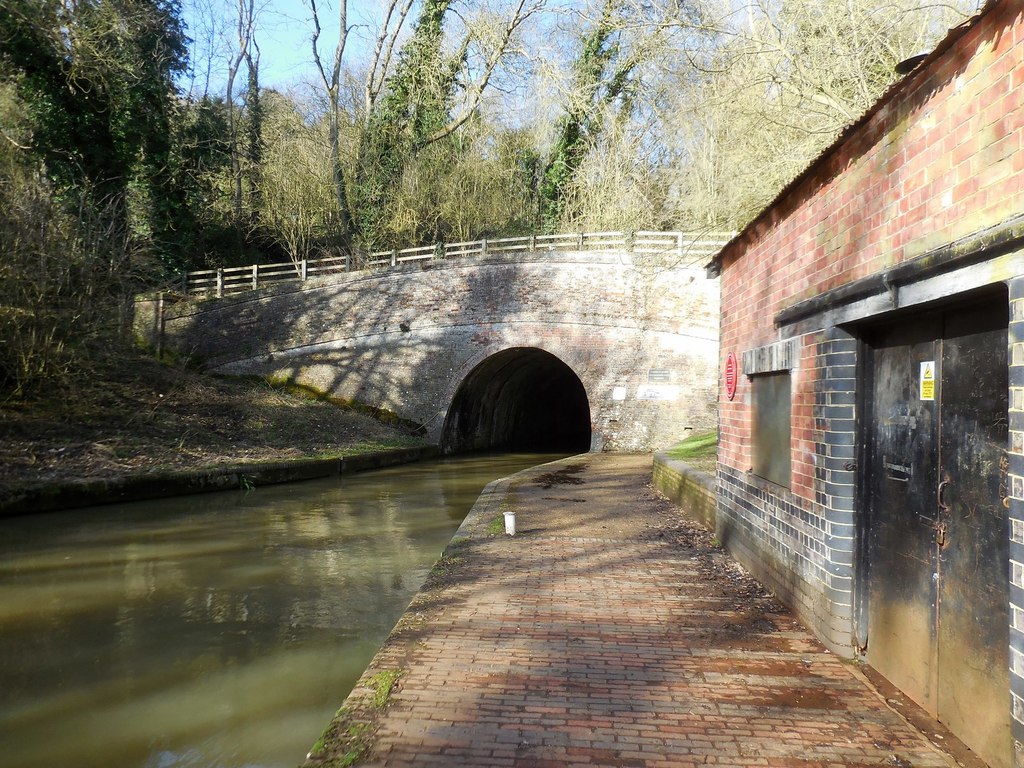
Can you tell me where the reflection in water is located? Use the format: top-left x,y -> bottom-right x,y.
0,453 -> 558,768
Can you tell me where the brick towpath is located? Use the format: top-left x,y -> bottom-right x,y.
305,454 -> 964,768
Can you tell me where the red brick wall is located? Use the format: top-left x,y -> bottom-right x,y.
719,0 -> 1024,499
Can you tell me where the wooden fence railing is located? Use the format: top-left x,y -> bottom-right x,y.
180,230 -> 734,298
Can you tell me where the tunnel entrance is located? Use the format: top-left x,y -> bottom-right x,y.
441,348 -> 592,454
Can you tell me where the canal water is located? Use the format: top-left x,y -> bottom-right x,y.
0,453 -> 559,768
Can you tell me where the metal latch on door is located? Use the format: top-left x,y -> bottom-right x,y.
935,478 -> 950,546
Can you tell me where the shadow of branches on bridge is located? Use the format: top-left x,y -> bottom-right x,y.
170,256 -> 617,454
160,249 -> 719,455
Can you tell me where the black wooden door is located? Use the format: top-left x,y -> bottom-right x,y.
864,297 -> 1009,768
935,304 -> 1010,767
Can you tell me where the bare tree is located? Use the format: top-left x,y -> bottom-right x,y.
184,0 -> 230,98
536,0 -> 701,231
415,0 -> 544,148
308,0 -> 353,238
352,0 -> 547,246
225,0 -> 260,223
659,0 -> 979,229
363,0 -> 416,118
260,90 -> 335,266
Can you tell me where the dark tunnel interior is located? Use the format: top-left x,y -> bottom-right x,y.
441,348 -> 592,454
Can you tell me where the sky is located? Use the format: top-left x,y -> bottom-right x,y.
179,0 -> 988,98
180,0 -> 380,96
178,0 -> 576,99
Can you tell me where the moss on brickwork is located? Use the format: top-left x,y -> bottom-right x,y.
304,667 -> 405,767
264,375 -> 428,435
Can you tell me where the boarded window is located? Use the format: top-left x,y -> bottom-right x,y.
752,372 -> 791,487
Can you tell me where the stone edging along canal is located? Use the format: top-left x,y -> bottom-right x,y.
300,454 -> 582,767
0,445 -> 441,518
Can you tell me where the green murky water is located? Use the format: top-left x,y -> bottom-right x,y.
0,453 -> 558,768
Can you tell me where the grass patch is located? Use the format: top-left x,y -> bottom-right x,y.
421,541 -> 467,590
306,709 -> 372,767
304,669 -> 400,768
335,437 -> 427,454
663,430 -> 717,461
369,669 -> 402,710
335,725 -> 372,767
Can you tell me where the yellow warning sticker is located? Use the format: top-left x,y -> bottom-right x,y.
920,361 -> 935,400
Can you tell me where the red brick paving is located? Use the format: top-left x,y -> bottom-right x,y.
320,454 -> 964,768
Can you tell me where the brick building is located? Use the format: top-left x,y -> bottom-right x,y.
708,2 -> 1024,766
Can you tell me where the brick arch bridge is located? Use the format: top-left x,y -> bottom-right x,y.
137,246 -> 721,452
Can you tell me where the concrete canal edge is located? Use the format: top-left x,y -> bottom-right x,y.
302,453 -> 718,766
0,445 -> 441,518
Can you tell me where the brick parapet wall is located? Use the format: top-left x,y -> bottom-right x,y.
651,454 -> 717,532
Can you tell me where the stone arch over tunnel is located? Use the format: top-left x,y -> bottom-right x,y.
441,347 -> 592,454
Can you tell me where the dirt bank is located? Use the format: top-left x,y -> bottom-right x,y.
0,353 -> 426,509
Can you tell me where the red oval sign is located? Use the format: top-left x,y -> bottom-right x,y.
725,352 -> 738,401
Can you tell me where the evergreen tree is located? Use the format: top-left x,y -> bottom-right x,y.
353,0 -> 464,248
0,0 -> 189,265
